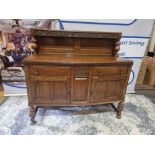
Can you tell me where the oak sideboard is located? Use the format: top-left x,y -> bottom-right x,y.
23,29 -> 133,124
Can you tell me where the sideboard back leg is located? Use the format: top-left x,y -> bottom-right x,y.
116,102 -> 124,119
29,106 -> 38,125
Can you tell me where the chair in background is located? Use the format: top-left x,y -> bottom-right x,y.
7,66 -> 23,80
0,55 -> 23,80
0,55 -> 14,68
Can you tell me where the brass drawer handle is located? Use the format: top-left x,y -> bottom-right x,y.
75,78 -> 88,80
120,71 -> 123,75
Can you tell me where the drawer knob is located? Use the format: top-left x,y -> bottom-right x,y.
98,72 -> 101,76
35,71 -> 39,75
120,71 -> 123,75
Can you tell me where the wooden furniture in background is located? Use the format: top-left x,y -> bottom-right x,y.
136,56 -> 155,89
144,57 -> 155,86
23,29 -> 133,124
136,56 -> 148,85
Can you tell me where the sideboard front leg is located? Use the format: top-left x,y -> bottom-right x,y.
29,106 -> 38,125
116,102 -> 124,119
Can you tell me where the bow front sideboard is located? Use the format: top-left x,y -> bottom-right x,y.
23,29 -> 133,124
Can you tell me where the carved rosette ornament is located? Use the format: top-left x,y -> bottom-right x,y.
113,39 -> 121,56
31,37 -> 38,50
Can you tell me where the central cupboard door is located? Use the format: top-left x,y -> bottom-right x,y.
30,76 -> 71,105
73,77 -> 89,103
72,67 -> 89,104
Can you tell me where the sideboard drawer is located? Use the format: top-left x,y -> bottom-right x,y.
29,66 -> 71,76
91,67 -> 128,76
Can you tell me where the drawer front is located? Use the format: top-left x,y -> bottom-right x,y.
91,66 -> 128,76
29,66 -> 71,76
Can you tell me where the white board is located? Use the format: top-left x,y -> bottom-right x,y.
58,19 -> 154,92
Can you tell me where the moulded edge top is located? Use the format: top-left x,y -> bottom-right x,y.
23,55 -> 133,66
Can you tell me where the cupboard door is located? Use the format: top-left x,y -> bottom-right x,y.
73,77 -> 89,102
90,76 -> 126,103
29,76 -> 71,105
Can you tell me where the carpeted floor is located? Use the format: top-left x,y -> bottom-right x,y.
0,94 -> 155,135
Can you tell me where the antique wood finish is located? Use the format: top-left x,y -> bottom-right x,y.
30,76 -> 71,105
23,29 -> 133,124
90,75 -> 126,103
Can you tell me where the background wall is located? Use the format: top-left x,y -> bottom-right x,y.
58,19 -> 154,92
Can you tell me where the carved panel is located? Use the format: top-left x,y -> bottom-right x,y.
30,77 -> 71,104
73,67 -> 89,77
31,29 -> 122,39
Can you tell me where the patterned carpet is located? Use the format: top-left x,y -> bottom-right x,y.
0,94 -> 155,135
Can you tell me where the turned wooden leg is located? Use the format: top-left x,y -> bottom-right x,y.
116,102 -> 124,119
29,106 -> 38,125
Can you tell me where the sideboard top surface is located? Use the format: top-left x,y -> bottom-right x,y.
23,54 -> 133,66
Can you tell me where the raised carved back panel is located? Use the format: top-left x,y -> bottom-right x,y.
31,29 -> 121,56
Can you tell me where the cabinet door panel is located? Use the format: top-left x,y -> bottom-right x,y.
90,76 -> 126,103
29,77 -> 71,105
53,81 -> 70,100
73,78 -> 88,102
35,81 -> 50,99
